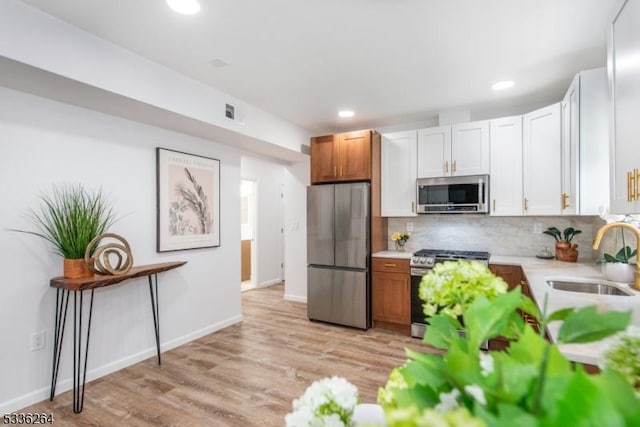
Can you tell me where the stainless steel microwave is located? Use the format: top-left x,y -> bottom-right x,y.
416,175 -> 489,213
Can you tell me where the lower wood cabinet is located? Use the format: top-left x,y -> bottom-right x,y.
488,264 -> 547,350
372,258 -> 410,331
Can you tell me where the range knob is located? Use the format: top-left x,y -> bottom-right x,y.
419,257 -> 427,264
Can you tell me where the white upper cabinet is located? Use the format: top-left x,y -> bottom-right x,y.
451,120 -> 490,176
523,103 -> 562,216
417,125 -> 451,177
609,0 -> 640,214
381,131 -> 418,217
417,121 -> 489,178
561,75 -> 579,215
578,68 -> 610,215
490,116 -> 523,216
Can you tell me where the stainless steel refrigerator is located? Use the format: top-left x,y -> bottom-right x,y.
307,182 -> 370,329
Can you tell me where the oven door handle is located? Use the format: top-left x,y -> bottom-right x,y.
411,268 -> 430,276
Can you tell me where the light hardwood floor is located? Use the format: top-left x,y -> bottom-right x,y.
23,284 -> 435,426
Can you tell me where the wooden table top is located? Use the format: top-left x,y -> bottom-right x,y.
50,261 -> 187,291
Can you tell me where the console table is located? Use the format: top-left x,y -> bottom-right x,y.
48,261 -> 187,413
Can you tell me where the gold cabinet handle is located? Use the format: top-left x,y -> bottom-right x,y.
384,263 -> 397,267
524,197 -> 529,211
631,171 -> 636,201
445,160 -> 449,173
340,165 -> 343,177
334,165 -> 337,177
562,193 -> 570,209
453,160 -> 457,173
635,168 -> 639,200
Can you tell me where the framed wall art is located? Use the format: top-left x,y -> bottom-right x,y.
156,148 -> 220,251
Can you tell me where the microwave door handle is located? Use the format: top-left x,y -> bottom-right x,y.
478,178 -> 483,206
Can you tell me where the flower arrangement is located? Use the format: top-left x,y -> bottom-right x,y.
419,260 -> 508,320
285,376 -> 359,427
288,261 -> 640,426
391,232 -> 410,251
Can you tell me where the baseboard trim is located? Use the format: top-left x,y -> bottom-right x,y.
257,278 -> 282,288
284,294 -> 307,303
0,314 -> 243,414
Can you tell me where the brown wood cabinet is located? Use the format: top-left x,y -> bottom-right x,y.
372,258 -> 410,332
310,130 -> 377,184
488,263 -> 546,350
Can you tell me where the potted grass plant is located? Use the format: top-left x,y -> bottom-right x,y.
13,184 -> 116,279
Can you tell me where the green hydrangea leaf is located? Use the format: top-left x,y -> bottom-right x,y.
494,403 -> 538,427
519,293 -> 541,322
557,306 -> 631,344
444,341 -> 481,386
546,307 -> 574,323
591,369 -> 640,424
400,356 -> 447,390
491,351 -> 539,404
547,369 -> 625,427
424,314 -> 461,349
464,289 -> 523,349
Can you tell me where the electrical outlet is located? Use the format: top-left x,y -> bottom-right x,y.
533,223 -> 543,234
30,331 -> 45,351
406,222 -> 414,232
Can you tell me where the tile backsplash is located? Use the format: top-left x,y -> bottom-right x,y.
387,215 -> 606,261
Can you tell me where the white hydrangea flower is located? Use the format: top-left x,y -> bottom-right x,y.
479,352 -> 494,377
434,388 -> 461,413
464,384 -> 487,406
285,377 -> 358,426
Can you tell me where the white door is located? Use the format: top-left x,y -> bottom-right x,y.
490,116 -> 523,216
381,131 -> 418,216
451,120 -> 490,176
523,103 -> 562,216
417,125 -> 451,178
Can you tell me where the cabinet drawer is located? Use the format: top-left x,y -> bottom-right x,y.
372,258 -> 409,274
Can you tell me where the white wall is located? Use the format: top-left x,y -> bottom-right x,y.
0,87 -> 243,413
284,161 -> 310,302
241,156 -> 287,287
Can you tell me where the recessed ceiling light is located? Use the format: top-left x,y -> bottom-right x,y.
492,80 -> 515,91
166,0 -> 201,15
338,110 -> 355,118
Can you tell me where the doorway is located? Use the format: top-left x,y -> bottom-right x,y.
241,180 -> 257,292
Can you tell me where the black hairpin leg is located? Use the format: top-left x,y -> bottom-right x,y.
148,274 -> 161,365
50,289 -> 70,400
72,289 -> 94,414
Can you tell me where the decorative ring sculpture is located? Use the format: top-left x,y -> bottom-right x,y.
84,233 -> 133,275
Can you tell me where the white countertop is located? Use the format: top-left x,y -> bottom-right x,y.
372,251 -> 413,260
491,255 -> 640,365
374,252 -> 640,365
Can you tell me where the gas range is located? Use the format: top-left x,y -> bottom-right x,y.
410,249 -> 491,268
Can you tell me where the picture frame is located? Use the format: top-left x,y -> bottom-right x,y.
156,148 -> 220,252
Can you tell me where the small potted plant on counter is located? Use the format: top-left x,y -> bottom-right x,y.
543,226 -> 582,262
602,243 -> 637,284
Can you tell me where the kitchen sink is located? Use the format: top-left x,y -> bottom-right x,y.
546,279 -> 633,296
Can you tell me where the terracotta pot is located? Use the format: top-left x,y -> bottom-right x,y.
63,258 -> 93,279
555,242 -> 578,262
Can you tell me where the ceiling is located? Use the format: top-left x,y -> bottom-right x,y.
20,0 -> 618,135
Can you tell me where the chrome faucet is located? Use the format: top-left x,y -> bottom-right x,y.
593,222 -> 640,290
